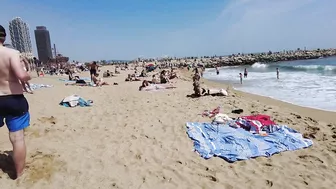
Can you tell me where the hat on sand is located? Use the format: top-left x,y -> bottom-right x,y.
0,25 -> 6,37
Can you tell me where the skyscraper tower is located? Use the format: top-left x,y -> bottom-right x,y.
34,26 -> 53,63
8,17 -> 33,57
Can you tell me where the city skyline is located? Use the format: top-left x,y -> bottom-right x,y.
1,0 -> 336,61
8,17 -> 33,58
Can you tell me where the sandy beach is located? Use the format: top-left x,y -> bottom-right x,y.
1,65 -> 336,189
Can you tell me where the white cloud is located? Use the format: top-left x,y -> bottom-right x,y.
211,0 -> 336,54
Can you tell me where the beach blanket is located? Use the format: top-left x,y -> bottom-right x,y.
186,122 -> 313,162
59,95 -> 92,107
29,84 -> 53,90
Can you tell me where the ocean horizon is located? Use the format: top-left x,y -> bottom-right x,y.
204,57 -> 336,112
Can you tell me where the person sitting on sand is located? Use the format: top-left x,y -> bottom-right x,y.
92,73 -> 109,86
160,70 -> 170,84
115,66 -> 120,74
152,75 -> 159,84
169,70 -> 178,79
139,80 -> 150,90
125,74 -> 132,81
139,69 -> 147,77
103,70 -> 114,78
125,74 -> 141,82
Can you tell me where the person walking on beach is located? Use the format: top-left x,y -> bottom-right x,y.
20,55 -> 33,94
192,68 -> 201,96
89,61 -> 98,82
239,73 -> 243,84
244,68 -> 248,78
276,68 -> 279,79
0,25 -> 31,178
33,57 -> 40,77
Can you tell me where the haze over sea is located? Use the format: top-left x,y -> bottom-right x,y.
204,57 -> 336,112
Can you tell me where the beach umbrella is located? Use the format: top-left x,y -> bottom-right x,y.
147,63 -> 154,67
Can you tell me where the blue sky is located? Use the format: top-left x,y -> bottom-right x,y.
1,0 -> 336,61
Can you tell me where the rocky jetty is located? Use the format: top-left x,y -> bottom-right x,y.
205,48 -> 336,68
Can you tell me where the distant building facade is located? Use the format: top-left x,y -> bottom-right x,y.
8,17 -> 33,58
34,26 -> 53,63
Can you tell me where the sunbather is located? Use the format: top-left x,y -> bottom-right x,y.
92,73 -> 109,86
125,74 -> 141,81
139,80 -> 176,91
103,70 -> 114,77
201,88 -> 228,96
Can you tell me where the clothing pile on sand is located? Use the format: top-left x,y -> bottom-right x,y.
59,95 -> 92,107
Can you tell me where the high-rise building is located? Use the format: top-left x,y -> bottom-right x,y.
8,17 -> 33,58
34,26 -> 53,63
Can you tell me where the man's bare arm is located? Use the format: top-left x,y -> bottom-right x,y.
22,57 -> 30,72
10,52 -> 31,81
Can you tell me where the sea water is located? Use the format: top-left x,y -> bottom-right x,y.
203,57 -> 336,112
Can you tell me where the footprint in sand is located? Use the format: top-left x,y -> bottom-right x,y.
17,151 -> 65,186
298,155 -> 324,164
266,180 -> 273,187
38,116 -> 57,125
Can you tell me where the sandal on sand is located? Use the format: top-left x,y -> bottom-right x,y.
202,106 -> 221,118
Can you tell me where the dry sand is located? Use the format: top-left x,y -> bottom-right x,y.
0,66 -> 336,189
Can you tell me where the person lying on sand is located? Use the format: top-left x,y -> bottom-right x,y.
139,80 -> 176,91
201,88 -> 228,96
92,73 -> 109,86
65,76 -> 89,86
125,74 -> 141,82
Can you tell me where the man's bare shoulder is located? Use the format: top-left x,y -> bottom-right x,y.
0,46 -> 20,56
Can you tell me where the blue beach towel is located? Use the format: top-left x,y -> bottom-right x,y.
186,122 -> 313,162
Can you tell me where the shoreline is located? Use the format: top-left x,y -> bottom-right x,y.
178,69 -> 336,124
206,77 -> 336,113
203,79 -> 336,124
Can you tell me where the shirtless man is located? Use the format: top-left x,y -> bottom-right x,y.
0,25 -> 31,178
89,61 -> 98,82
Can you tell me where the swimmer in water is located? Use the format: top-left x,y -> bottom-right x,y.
276,68 -> 279,79
244,68 -> 248,78
239,73 -> 243,84
216,66 -> 219,75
